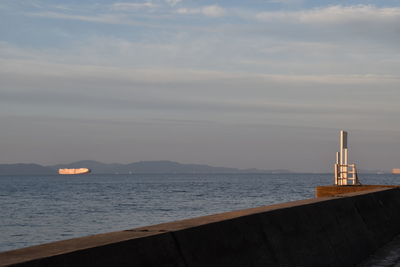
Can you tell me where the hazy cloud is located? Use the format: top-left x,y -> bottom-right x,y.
266,0 -> 304,3
112,2 -> 158,10
256,5 -> 400,24
165,0 -> 182,7
28,11 -> 140,25
252,5 -> 400,51
177,5 -> 225,17
1,56 -> 399,128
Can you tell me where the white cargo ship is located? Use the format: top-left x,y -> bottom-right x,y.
58,168 -> 91,175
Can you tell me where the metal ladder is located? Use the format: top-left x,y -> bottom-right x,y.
334,163 -> 359,185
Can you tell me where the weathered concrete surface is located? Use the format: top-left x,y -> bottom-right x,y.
1,188 -> 400,267
358,234 -> 400,266
0,231 -> 186,267
315,185 -> 400,197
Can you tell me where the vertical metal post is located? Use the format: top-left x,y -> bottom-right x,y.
340,131 -> 348,165
343,147 -> 348,185
340,131 -> 348,185
335,152 -> 340,185
344,148 -> 348,165
334,164 -> 338,185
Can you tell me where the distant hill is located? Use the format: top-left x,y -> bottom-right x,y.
0,164 -> 55,175
358,169 -> 387,174
0,160 -> 291,175
48,160 -> 283,174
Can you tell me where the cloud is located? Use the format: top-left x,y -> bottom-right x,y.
177,5 -> 225,17
256,5 -> 400,24
266,0 -> 303,3
2,53 -> 399,116
165,0 -> 182,7
2,57 -> 398,133
1,40 -> 400,169
112,2 -> 158,10
252,5 -> 400,49
3,3 -> 400,170
3,53 -> 398,87
27,11 -> 142,25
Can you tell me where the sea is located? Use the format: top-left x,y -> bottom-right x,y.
0,173 -> 398,252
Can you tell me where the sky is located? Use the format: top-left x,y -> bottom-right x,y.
1,0 -> 400,172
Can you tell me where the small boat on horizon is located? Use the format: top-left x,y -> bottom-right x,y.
58,168 -> 91,175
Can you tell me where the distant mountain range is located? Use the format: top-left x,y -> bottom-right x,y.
0,163 -> 55,175
0,160 -> 292,175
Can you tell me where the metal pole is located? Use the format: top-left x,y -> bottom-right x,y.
335,152 -> 340,185
340,131 -> 348,185
334,164 -> 338,185
340,131 -> 348,165
343,148 -> 348,185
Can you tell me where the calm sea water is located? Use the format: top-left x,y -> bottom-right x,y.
0,173 -> 398,252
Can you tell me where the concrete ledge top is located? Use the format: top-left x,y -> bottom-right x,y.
316,185 -> 400,189
0,186 -> 398,266
315,184 -> 400,197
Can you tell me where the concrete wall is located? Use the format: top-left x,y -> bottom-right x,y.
2,188 -> 400,267
315,185 -> 400,198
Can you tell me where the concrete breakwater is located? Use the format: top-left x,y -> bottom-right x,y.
1,188 -> 400,267
316,185 -> 400,198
